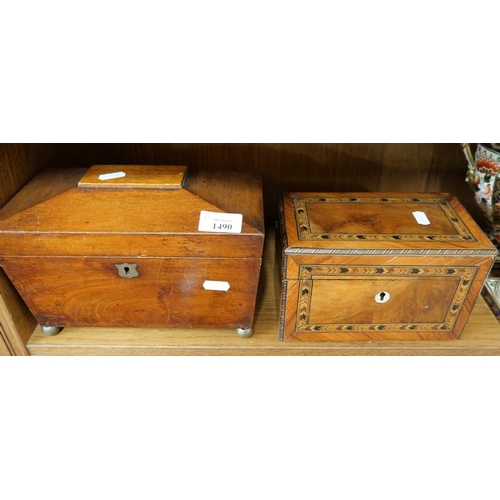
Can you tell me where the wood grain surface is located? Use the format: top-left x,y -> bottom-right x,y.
0,271 -> 35,355
78,165 -> 187,188
0,326 -> 14,355
3,256 -> 262,329
308,277 -> 458,324
26,225 -> 500,355
0,144 -> 46,355
185,169 -> 265,233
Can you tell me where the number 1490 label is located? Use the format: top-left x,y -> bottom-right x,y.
198,211 -> 243,233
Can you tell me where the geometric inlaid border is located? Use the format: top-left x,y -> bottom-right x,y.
295,264 -> 478,333
293,196 -> 477,243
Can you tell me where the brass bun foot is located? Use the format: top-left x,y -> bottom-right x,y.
41,326 -> 62,336
236,327 -> 253,338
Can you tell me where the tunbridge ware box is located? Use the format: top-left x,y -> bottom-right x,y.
278,192 -> 497,341
0,165 -> 264,338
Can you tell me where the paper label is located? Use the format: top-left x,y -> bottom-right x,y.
412,211 -> 431,225
203,280 -> 230,292
98,171 -> 126,181
198,211 -> 243,233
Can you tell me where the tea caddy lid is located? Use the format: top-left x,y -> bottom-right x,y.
281,192 -> 497,256
0,165 -> 264,258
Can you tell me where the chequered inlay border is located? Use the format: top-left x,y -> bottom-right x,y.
293,196 -> 476,243
296,264 -> 477,333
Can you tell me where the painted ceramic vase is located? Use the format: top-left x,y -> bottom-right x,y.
463,143 -> 500,248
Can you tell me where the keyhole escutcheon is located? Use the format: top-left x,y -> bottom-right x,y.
375,291 -> 391,303
115,263 -> 139,279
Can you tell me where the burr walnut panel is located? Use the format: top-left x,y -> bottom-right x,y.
308,277 -> 460,325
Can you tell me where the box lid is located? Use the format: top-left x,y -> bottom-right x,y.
280,192 -> 497,256
77,165 -> 187,188
0,165 -> 264,258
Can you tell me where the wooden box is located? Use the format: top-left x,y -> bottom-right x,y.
0,165 -> 264,338
278,192 -> 497,341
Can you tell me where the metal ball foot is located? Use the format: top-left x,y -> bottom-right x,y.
41,326 -> 62,336
236,327 -> 253,338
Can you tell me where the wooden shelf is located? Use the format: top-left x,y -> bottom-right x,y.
27,226 -> 500,355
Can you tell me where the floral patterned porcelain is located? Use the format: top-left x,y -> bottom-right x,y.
464,143 -> 500,248
463,143 -> 500,319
